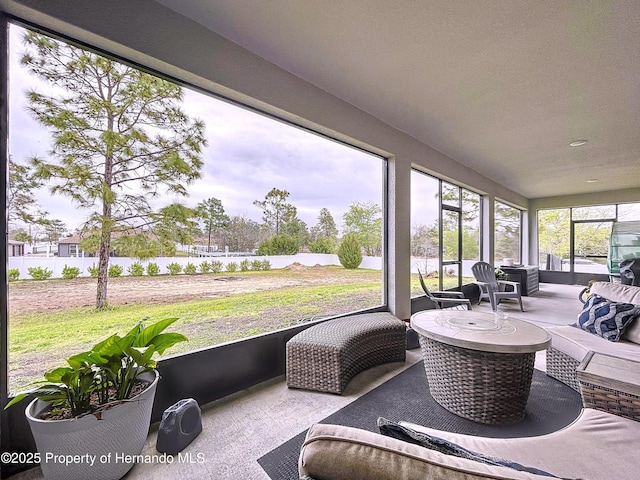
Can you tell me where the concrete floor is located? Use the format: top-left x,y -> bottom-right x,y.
9,282 -> 584,480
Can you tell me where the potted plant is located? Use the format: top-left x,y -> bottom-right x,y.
5,317 -> 187,480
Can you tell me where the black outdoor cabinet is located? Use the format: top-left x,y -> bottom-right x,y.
500,265 -> 539,296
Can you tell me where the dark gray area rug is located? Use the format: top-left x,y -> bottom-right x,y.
257,361 -> 582,480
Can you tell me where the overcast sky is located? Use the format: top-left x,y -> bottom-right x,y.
8,24 -> 384,236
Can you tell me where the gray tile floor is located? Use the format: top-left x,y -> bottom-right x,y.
10,283 -> 583,480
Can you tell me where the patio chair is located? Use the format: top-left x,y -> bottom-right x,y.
417,269 -> 472,310
471,261 -> 524,311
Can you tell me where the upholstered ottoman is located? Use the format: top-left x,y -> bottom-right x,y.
286,312 -> 406,394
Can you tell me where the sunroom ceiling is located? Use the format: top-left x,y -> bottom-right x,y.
155,0 -> 640,199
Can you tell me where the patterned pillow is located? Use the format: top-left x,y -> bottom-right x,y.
574,294 -> 640,342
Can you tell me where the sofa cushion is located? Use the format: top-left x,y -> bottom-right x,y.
545,325 -> 640,363
590,281 -> 640,304
299,423 -> 555,480
622,320 -> 640,344
399,408 -> 640,480
377,418 -> 573,479
574,294 -> 640,342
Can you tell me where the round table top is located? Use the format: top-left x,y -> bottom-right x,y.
410,309 -> 551,354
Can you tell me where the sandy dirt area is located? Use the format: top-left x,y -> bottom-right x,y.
8,263 -> 364,315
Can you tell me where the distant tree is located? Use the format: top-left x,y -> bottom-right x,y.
411,223 -> 438,258
7,156 -> 42,227
152,203 -> 200,246
196,197 -> 230,252
337,233 -> 363,269
494,202 -> 521,261
343,202 -> 382,256
308,237 -> 336,254
22,31 -> 206,308
41,218 -> 68,243
281,217 -> 310,249
311,208 -> 338,241
538,209 -> 570,260
256,234 -> 299,255
9,229 -> 32,244
218,215 -> 262,252
309,208 -> 338,253
253,188 -> 297,235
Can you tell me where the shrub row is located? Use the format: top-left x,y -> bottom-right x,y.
9,259 -> 273,281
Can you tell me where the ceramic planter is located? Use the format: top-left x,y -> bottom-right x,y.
25,370 -> 159,480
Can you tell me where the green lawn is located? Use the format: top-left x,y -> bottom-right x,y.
8,270 -> 470,394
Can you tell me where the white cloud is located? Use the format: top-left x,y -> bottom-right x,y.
8,24 -> 383,236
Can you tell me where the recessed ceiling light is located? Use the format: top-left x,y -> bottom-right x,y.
587,179 -> 598,183
570,140 -> 587,147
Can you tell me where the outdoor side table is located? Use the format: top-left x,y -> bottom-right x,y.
411,310 -> 550,425
577,351 -> 640,422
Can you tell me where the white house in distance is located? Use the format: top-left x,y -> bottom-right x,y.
8,240 -> 24,257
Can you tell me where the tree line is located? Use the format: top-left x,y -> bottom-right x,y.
7,30 -> 381,308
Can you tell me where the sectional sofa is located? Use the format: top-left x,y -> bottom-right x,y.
546,281 -> 640,391
298,281 -> 640,480
299,409 -> 640,479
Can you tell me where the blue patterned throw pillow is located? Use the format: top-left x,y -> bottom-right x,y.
575,294 -> 640,342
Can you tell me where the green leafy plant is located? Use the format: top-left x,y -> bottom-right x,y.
226,262 -> 238,272
184,262 -> 197,275
108,264 -> 123,278
250,260 -> 264,271
62,265 -> 81,279
239,259 -> 250,272
308,237 -> 336,254
146,262 -> 160,276
27,266 -> 53,280
166,263 -> 183,275
210,260 -> 224,273
260,260 -> 272,271
256,234 -> 299,255
128,262 -> 145,277
5,317 -> 187,419
199,261 -> 211,274
494,268 -> 507,280
8,269 -> 20,281
87,264 -> 99,278
337,233 -> 363,269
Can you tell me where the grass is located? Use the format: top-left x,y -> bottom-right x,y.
8,277 -> 382,393
8,268 -> 471,393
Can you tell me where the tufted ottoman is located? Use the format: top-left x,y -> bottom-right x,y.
286,312 -> 406,394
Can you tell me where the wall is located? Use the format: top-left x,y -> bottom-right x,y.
8,253 -> 383,279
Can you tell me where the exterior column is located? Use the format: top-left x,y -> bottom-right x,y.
387,155 -> 411,320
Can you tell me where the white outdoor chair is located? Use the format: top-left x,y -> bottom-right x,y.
471,261 -> 524,311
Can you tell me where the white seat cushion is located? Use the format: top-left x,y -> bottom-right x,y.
546,324 -> 640,363
401,408 -> 640,480
590,281 -> 640,304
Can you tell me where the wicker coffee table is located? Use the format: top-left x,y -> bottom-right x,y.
411,310 -> 551,424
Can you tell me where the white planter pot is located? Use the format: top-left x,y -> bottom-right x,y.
25,370 -> 159,480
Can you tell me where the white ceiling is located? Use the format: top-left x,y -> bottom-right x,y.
155,0 -> 640,199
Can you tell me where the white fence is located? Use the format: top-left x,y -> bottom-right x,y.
8,253 -> 384,279
8,254 -> 493,280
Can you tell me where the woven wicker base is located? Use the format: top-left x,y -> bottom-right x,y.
286,313 -> 406,394
546,347 -> 580,392
580,381 -> 640,421
419,336 -> 535,424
